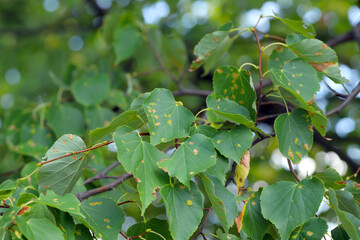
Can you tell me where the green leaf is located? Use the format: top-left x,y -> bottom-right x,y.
200,174 -> 237,231
37,134 -> 88,195
46,103 -> 85,138
20,203 -> 56,223
89,110 -> 144,143
286,34 -> 348,83
205,153 -> 229,184
333,189 -> 360,218
113,25 -> 142,64
52,210 -> 76,240
73,197 -> 125,240
290,217 -> 327,240
71,73 -> 111,106
213,125 -> 252,164
240,190 -> 270,240
0,180 -> 17,201
108,90 -> 129,110
269,58 -> 320,101
206,94 -> 252,126
126,218 -> 173,240
274,108 -> 313,163
157,134 -> 216,188
17,217 -> 65,240
190,125 -> 217,138
345,181 -> 360,204
219,21 -> 233,31
113,126 -> 168,213
314,168 -> 345,190
260,178 -> 325,240
275,14 -> 316,38
84,106 -> 115,131
160,182 -> 203,240
144,88 -> 195,145
13,140 -> 48,160
74,224 -> 93,240
216,229 -> 241,240
269,46 -> 297,69
162,36 -> 187,77
36,190 -> 83,217
213,66 -> 256,120
332,225 -> 350,240
190,30 -> 229,71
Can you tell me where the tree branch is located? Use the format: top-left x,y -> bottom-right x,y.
326,82 -> 360,117
76,173 -> 133,201
83,161 -> 120,185
327,22 -> 360,47
172,89 -> 211,97
287,159 -> 300,182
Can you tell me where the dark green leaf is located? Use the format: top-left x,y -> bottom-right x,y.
275,14 -> 316,38
333,189 -> 360,218
213,66 -> 256,120
0,180 -> 17,201
345,181 -> 360,204
332,225 -> 350,240
240,190 -> 270,240
274,109 -> 313,163
113,25 -> 142,64
108,90 -> 129,110
219,21 -> 233,31
213,125 -> 252,164
144,88 -> 194,145
190,125 -> 217,138
46,103 -> 85,138
290,217 -> 328,240
200,174 -> 237,231
126,218 -> 173,240
157,134 -> 216,188
71,73 -> 110,106
269,46 -> 297,69
286,34 -> 348,83
74,224 -> 93,240
190,31 -> 229,71
314,168 -> 345,190
38,134 -> 88,195
73,197 -> 125,240
52,210 -> 76,240
216,229 -> 241,240
114,126 -> 168,213
89,110 -> 144,143
205,153 -> 229,184
260,178 -> 325,240
36,190 -> 83,217
13,140 -> 48,160
85,106 -> 115,131
269,58 -> 320,101
160,182 -> 203,240
17,217 -> 64,240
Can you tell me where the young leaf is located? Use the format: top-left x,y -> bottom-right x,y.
126,218 -> 173,240
286,34 -> 348,83
213,66 -> 256,121
89,109 -> 144,143
36,190 -> 83,217
269,58 -> 320,101
144,88 -> 195,145
274,108 -> 313,163
160,182 -> 203,240
113,126 -> 169,213
237,190 -> 270,240
314,168 -> 346,190
38,134 -> 88,196
269,46 -> 297,69
71,73 -> 110,106
157,134 -> 216,188
206,94 -> 252,126
274,14 -> 316,38
260,178 -> 325,240
113,25 -> 142,64
16,216 -> 65,240
0,179 -> 17,201
213,125 -> 252,164
200,174 -> 237,231
190,30 -> 229,71
290,217 -> 328,240
72,197 -> 125,240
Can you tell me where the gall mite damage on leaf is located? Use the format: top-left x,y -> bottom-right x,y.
17,206 -> 30,215
309,61 -> 337,72
288,149 -> 294,159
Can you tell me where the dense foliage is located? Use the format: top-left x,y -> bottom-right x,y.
1,1 -> 360,240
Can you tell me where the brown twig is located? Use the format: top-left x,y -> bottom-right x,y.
117,200 -> 134,206
172,89 -> 211,97
287,159 -> 300,182
83,161 -> 120,185
323,81 -> 348,98
76,173 -> 133,201
191,207 -> 213,240
326,82 -> 360,117
257,114 -> 281,122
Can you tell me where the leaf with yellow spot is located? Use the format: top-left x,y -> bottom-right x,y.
200,174 -> 237,231
144,88 -> 195,145
114,126 -> 169,214
269,58 -> 320,102
290,217 -> 328,240
126,218 -> 173,240
237,190 -> 270,239
235,150 -> 250,195
213,125 -> 252,165
71,197 -> 125,240
260,178 -> 325,240
157,134 -> 216,188
38,134 -> 88,196
274,109 -> 313,163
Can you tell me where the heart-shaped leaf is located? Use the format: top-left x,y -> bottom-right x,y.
126,218 -> 173,240
290,217 -> 328,240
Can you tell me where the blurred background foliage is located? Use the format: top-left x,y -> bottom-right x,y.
1,0 -> 360,235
